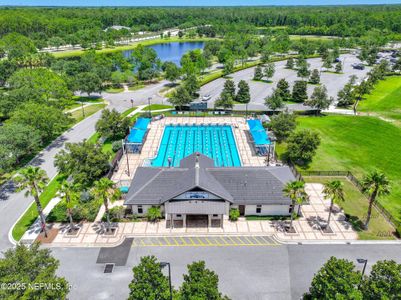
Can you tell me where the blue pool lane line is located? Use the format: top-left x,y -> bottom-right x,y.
151,125 -> 241,167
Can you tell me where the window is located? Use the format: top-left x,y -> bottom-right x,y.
213,214 -> 218,217
289,205 -> 294,214
176,214 -> 182,218
138,205 -> 143,214
256,205 -> 262,214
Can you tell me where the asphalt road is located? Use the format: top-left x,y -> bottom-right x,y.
200,54 -> 370,111
0,80 -> 168,252
51,243 -> 401,300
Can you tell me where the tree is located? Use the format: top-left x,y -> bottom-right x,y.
128,255 -> 171,300
303,257 -> 362,299
292,81 -> 308,103
75,72 -> 103,96
283,181 -> 306,232
180,261 -> 228,300
286,130 -> 321,164
183,73 -> 200,98
335,61 -> 343,73
286,57 -> 294,69
95,108 -> 130,140
178,31 -> 184,38
164,61 -> 181,83
222,79 -> 236,100
361,260 -> 401,299
0,243 -> 69,300
0,33 -> 37,60
309,69 -> 320,84
91,177 -> 120,230
297,63 -> 310,79
337,75 -> 357,107
214,91 -> 234,110
236,80 -> 250,104
322,55 -> 333,69
322,180 -> 345,230
15,166 -> 49,237
229,208 -> 240,221
265,89 -> 284,112
9,102 -> 72,144
264,62 -> 275,81
270,111 -> 297,142
361,170 -> 390,229
147,206 -> 162,222
169,86 -> 192,110
58,180 -> 80,231
253,65 -> 263,80
223,58 -> 234,76
55,141 -> 110,186
306,85 -> 332,114
131,45 -> 160,81
276,78 -> 291,101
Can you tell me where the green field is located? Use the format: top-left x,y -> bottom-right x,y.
69,104 -> 106,122
304,176 -> 395,240
280,115 -> 401,224
358,76 -> 401,123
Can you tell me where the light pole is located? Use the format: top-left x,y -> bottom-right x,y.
81,100 -> 85,118
160,262 -> 172,300
130,98 -> 134,108
245,102 -> 248,120
148,96 -> 152,118
357,258 -> 368,287
122,140 -> 130,177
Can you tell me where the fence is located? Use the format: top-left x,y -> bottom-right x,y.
301,169 -> 401,229
106,148 -> 123,179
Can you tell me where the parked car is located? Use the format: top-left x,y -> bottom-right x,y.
352,63 -> 365,70
334,57 -> 341,63
202,94 -> 212,102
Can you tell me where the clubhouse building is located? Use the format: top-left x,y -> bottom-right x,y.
124,152 -> 297,228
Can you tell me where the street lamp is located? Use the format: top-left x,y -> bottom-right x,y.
245,102 -> 248,120
81,100 -> 85,118
123,140 -> 130,177
130,98 -> 134,108
160,262 -> 172,300
357,258 -> 368,287
148,96 -> 152,118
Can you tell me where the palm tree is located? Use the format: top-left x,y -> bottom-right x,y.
91,178 -> 120,231
362,170 -> 390,229
15,166 -> 49,237
58,180 -> 80,232
322,180 -> 345,230
283,180 -> 305,232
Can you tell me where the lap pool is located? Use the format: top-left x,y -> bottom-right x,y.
150,125 -> 241,167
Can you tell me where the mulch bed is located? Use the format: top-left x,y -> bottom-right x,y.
35,228 -> 59,244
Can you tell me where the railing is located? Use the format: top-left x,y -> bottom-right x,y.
106,148 -> 123,179
300,170 -> 401,229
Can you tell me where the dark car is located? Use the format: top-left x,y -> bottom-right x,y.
352,63 -> 365,70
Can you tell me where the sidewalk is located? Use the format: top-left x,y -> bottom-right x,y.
47,183 -> 358,247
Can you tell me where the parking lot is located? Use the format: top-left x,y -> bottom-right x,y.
132,235 -> 279,247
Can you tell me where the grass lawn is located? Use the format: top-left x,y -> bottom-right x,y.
143,104 -> 173,111
105,87 -> 124,93
278,115 -> 401,224
12,175 -> 66,241
304,176 -> 395,240
128,84 -> 145,91
358,75 -> 401,123
69,104 -> 106,123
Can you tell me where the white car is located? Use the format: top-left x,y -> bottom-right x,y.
202,94 -> 212,102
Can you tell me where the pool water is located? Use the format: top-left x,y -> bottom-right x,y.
151,125 -> 241,167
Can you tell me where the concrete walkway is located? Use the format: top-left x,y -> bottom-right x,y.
47,183 -> 357,247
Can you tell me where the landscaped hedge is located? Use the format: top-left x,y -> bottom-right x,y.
47,200 -> 101,223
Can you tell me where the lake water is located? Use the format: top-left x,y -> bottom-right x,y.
122,41 -> 205,65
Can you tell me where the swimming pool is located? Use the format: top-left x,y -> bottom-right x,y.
150,125 -> 241,167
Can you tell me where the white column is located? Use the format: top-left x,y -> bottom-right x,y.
221,214 -> 224,228
183,214 -> 186,228
170,214 -> 174,229
208,215 -> 212,228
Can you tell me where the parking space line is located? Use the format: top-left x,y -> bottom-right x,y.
195,237 -> 204,246
163,237 -> 171,246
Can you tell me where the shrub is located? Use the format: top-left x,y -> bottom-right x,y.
229,208 -> 240,221
112,140 -> 122,152
102,206 -> 125,222
147,206 -> 162,222
396,225 -> 401,238
47,199 -> 101,223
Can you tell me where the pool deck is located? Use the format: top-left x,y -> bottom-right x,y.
112,117 -> 267,185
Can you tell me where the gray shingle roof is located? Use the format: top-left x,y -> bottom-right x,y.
124,153 -> 295,206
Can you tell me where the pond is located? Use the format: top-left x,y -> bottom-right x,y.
122,41 -> 205,65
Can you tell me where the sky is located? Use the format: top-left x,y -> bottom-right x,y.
2,0 -> 401,6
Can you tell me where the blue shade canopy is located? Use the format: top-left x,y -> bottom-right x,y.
247,119 -> 270,145
127,118 -> 150,143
